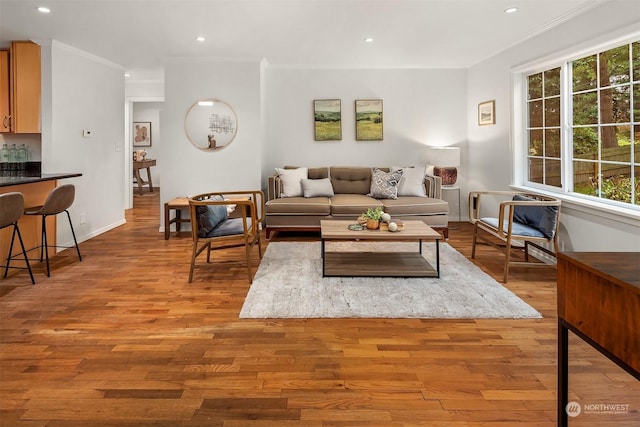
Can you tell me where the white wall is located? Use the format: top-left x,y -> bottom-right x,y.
160,59 -> 262,230
132,102 -> 162,186
467,1 -> 640,251
41,41 -> 126,245
264,67 -> 468,213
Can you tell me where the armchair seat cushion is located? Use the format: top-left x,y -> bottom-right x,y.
479,217 -> 546,238
206,217 -> 253,238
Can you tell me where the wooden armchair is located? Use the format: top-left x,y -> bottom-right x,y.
188,190 -> 264,283
469,190 -> 561,282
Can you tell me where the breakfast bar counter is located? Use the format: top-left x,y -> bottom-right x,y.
0,172 -> 82,187
1,172 -> 82,278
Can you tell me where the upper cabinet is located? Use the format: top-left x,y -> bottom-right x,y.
0,41 -> 41,134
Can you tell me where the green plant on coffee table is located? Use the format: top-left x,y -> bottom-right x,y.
363,206 -> 384,220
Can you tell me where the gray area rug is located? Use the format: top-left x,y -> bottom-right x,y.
240,241 -> 542,319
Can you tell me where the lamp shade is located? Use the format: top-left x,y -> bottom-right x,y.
426,146 -> 460,167
426,146 -> 460,185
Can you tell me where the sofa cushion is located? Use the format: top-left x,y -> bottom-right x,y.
330,167 -> 372,194
330,194 -> 383,217
275,167 -> 308,197
301,178 -> 334,198
380,196 -> 449,216
265,196 -> 331,216
391,165 -> 427,197
368,168 -> 403,199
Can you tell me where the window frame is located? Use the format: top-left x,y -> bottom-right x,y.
511,30 -> 640,222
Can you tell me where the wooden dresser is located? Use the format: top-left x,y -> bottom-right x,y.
557,252 -> 640,425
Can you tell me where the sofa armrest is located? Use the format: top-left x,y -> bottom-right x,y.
424,175 -> 442,199
267,174 -> 282,201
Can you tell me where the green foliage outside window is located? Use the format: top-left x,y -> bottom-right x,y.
527,39 -> 640,206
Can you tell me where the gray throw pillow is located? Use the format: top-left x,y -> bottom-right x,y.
368,168 -> 403,199
301,178 -> 334,197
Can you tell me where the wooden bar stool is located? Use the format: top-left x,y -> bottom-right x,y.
24,184 -> 82,277
164,197 -> 190,239
1,192 -> 35,284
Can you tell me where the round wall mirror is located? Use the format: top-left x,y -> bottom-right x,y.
185,98 -> 237,150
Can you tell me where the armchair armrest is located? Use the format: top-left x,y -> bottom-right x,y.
469,190 -> 561,240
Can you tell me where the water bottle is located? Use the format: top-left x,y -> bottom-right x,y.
0,143 -> 8,174
8,144 -> 17,172
17,144 -> 27,172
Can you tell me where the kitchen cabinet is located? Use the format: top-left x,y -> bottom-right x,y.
0,41 -> 41,134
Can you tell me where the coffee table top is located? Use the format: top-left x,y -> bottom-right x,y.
321,220 -> 441,241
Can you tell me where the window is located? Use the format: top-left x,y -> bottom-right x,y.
523,39 -> 640,208
527,67 -> 562,187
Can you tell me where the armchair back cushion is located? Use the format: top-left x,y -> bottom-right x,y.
512,194 -> 558,239
196,195 -> 227,237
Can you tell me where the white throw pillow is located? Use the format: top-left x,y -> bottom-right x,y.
275,167 -> 308,197
301,178 -> 334,198
390,165 -> 427,197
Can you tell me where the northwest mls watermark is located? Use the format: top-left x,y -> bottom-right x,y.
566,401 -> 632,417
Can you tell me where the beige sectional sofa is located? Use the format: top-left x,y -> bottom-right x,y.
265,166 -> 449,238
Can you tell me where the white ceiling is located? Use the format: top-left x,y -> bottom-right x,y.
0,0 -> 606,81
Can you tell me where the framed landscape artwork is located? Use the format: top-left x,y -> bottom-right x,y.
355,99 -> 383,141
478,100 -> 496,126
133,122 -> 152,147
314,99 -> 342,141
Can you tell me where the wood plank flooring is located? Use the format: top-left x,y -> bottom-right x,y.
1,193 -> 638,426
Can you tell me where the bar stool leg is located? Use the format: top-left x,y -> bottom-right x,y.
65,210 -> 82,261
4,224 -> 35,284
41,214 -> 51,277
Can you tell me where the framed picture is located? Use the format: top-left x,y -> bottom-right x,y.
133,122 -> 152,147
355,99 -> 383,141
314,99 -> 342,141
478,100 -> 495,126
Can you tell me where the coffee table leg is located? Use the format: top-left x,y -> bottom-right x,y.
436,240 -> 440,278
321,239 -> 326,277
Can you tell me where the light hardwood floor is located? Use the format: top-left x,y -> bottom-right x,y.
1,193 -> 637,426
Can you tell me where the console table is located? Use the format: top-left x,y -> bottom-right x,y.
133,159 -> 156,195
557,252 -> 639,426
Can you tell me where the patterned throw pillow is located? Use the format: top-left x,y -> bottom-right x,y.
368,168 -> 403,199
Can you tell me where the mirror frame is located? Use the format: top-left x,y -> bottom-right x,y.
184,98 -> 238,151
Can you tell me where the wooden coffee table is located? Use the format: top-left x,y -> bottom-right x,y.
320,220 -> 442,278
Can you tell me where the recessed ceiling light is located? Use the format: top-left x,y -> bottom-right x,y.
505,7 -> 518,13
37,6 -> 51,13
124,73 -> 131,78
364,37 -> 374,43
196,36 -> 205,42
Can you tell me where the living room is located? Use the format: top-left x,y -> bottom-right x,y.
0,0 -> 639,425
